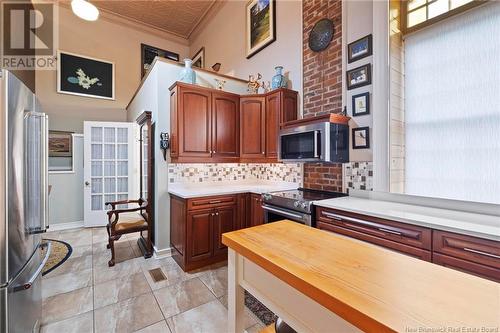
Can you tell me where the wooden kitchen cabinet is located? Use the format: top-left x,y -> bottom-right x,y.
240,97 -> 266,159
250,193 -> 265,227
170,82 -> 298,163
315,206 -> 500,282
170,194 -> 240,271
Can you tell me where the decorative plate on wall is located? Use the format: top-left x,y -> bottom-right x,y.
308,18 -> 335,52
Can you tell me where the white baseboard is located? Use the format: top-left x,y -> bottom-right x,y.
153,245 -> 173,259
48,220 -> 84,231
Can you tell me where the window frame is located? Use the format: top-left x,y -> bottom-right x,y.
401,0 -> 488,34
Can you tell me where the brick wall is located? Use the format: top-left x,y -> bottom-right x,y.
302,0 -> 343,192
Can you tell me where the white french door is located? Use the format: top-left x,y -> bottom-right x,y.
83,121 -> 135,227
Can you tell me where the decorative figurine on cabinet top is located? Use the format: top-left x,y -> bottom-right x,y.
271,66 -> 287,89
214,78 -> 226,90
179,58 -> 196,84
248,73 -> 262,94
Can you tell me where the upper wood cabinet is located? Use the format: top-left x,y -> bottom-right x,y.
169,82 -> 298,163
240,97 -> 266,159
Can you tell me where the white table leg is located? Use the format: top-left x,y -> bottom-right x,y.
228,249 -> 245,333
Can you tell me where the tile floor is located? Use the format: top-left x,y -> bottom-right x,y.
40,227 -> 265,333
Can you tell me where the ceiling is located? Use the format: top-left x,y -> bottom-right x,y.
93,0 -> 217,39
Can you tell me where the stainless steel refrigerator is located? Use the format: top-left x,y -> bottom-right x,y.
0,70 -> 50,332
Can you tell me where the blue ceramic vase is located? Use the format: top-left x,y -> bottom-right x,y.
179,59 -> 196,84
271,66 -> 287,89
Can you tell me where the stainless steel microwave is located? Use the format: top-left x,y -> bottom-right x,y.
278,122 -> 349,163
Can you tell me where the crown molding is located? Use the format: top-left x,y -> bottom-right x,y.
57,2 -> 189,46
188,0 -> 227,43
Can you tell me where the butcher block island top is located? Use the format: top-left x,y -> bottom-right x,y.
222,221 -> 500,333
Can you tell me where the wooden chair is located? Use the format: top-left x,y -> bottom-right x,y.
105,111 -> 154,267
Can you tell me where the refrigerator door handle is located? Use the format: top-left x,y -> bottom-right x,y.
41,114 -> 49,232
13,242 -> 51,292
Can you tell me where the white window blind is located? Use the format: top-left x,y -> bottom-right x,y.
404,2 -> 500,204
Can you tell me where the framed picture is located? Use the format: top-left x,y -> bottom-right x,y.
57,51 -> 115,100
352,92 -> 370,116
246,0 -> 276,59
352,127 -> 370,149
141,43 -> 179,78
191,47 -> 205,68
347,34 -> 372,63
49,131 -> 73,157
346,63 -> 371,90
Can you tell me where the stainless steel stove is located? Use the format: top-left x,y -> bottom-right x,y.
262,188 -> 347,226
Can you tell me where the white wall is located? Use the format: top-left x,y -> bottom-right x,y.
37,5 -> 189,133
189,0 -> 303,107
127,59 -> 248,250
48,135 -> 84,225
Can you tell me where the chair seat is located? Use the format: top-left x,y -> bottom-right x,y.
115,212 -> 147,232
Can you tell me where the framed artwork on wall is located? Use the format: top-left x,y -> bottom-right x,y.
246,0 -> 276,59
346,63 -> 371,90
141,43 -> 180,78
347,34 -> 372,63
352,92 -> 370,116
352,127 -> 370,149
191,47 -> 205,68
49,131 -> 73,157
57,51 -> 115,100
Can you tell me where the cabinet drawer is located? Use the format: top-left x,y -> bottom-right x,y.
316,207 -> 432,250
433,253 -> 500,282
433,230 -> 500,269
187,195 -> 236,211
317,221 -> 431,261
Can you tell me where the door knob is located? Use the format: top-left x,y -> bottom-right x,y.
85,181 -> 90,186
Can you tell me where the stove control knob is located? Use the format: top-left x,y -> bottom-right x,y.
263,194 -> 272,201
300,202 -> 308,209
293,201 -> 300,208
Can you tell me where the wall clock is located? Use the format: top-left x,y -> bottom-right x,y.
308,18 -> 335,52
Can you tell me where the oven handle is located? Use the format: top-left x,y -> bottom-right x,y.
262,205 -> 305,220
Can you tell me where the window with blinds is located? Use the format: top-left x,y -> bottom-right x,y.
403,2 -> 500,204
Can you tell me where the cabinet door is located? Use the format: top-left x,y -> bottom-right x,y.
178,87 -> 212,158
265,92 -> 280,159
212,92 -> 240,159
250,194 -> 264,227
213,205 -> 238,256
240,97 -> 266,158
281,90 -> 298,124
187,209 -> 214,262
237,193 -> 250,229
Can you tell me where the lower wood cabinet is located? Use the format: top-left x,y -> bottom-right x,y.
171,193 -> 256,271
316,206 -> 500,282
250,193 -> 264,227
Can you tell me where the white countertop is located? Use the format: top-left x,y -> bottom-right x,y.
314,196 -> 500,241
168,181 -> 299,199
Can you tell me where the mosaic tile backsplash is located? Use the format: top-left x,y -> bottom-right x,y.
168,163 -> 303,184
343,162 -> 374,191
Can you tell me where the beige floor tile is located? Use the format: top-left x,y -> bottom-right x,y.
139,256 -> 178,272
93,257 -> 143,284
142,261 -> 188,291
166,299 -> 229,333
42,268 -> 92,299
94,272 -> 151,309
92,228 -> 109,244
93,246 -> 137,270
40,311 -> 93,333
42,287 -> 93,325
199,265 -> 228,298
42,230 -> 60,240
218,294 -> 260,329
134,320 -> 171,333
129,239 -> 144,257
153,278 -> 216,319
94,293 -> 164,333
93,239 -> 132,256
71,244 -> 93,258
43,255 -> 92,278
61,229 -> 93,247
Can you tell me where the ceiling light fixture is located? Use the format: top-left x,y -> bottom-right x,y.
71,0 -> 99,21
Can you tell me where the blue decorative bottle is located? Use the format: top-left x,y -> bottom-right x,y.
271,66 -> 287,89
179,59 -> 196,84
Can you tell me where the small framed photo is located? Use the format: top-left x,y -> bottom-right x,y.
49,131 -> 73,157
191,47 -> 205,68
352,127 -> 370,149
57,51 -> 115,100
141,43 -> 179,78
352,92 -> 370,116
347,34 -> 372,63
346,63 -> 371,90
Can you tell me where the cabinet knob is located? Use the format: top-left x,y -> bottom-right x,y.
262,152 -> 265,154
216,212 -> 219,216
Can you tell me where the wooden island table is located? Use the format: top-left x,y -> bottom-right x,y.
222,221 -> 500,333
